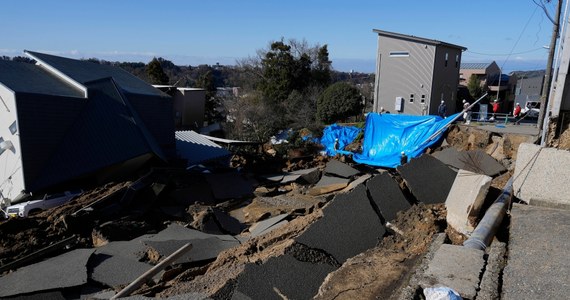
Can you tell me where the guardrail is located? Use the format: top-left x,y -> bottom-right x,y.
466,112 -> 537,124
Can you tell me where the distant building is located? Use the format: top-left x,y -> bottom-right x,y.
460,61 -> 517,111
372,29 -> 466,115
0,51 -> 175,201
459,62 -> 501,88
513,71 -> 544,104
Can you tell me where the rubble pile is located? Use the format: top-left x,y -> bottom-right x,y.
0,125 -> 540,299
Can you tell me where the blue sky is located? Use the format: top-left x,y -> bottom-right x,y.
0,0 -> 559,73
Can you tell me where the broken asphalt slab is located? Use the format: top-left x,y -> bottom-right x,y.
341,174 -> 372,193
232,254 -> 336,299
397,154 -> 457,204
502,204 -> 570,300
296,184 -> 385,264
421,244 -> 485,300
144,237 -> 239,265
324,160 -> 360,178
308,175 -> 350,196
261,167 -> 321,185
445,169 -> 492,234
89,223 -> 240,288
88,290 -> 211,300
1,290 -> 66,300
0,248 -> 94,297
248,213 -> 289,237
366,172 -> 411,222
89,252 -> 152,288
513,143 -> 570,207
432,148 -> 506,177
211,208 -> 244,235
147,223 -> 236,242
90,236 -> 156,288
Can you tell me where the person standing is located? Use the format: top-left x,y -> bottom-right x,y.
438,100 -> 447,118
400,151 -> 408,165
513,103 -> 522,124
462,99 -> 471,124
491,99 -> 500,121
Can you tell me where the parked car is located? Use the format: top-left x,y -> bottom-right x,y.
522,101 -> 540,119
4,190 -> 83,218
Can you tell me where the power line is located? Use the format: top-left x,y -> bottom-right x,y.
466,47 -> 545,56
499,4 -> 541,70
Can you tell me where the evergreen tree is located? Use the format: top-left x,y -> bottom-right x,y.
146,57 -> 170,85
197,69 -> 222,123
467,74 -> 482,99
317,82 -> 362,124
311,45 -> 332,87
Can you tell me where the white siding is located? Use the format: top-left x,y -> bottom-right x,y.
375,36 -> 435,115
0,86 -> 24,201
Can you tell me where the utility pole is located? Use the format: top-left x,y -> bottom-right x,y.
538,0 -> 563,129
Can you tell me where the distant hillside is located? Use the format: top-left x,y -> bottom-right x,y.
511,70 -> 545,79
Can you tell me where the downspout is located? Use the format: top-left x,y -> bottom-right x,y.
463,178 -> 513,250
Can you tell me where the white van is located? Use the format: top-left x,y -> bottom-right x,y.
522,101 -> 540,119
4,190 -> 83,218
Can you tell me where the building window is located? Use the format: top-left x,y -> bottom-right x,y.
9,121 -> 17,135
409,94 -> 414,103
445,53 -> 449,67
455,54 -> 459,68
421,95 -> 426,103
390,51 -> 409,57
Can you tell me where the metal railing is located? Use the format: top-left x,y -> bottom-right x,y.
466,112 -> 537,124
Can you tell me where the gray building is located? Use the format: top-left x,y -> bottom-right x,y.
372,29 -> 466,115
514,72 -> 544,104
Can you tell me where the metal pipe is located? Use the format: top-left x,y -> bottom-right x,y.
463,178 -> 513,250
111,242 -> 193,299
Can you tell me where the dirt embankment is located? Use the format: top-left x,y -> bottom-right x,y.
314,203 -> 446,300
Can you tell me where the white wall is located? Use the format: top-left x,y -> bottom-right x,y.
0,85 -> 24,201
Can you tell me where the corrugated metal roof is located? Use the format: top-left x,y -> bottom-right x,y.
25,51 -> 166,97
0,60 -> 83,98
175,131 -> 231,165
460,62 -> 493,70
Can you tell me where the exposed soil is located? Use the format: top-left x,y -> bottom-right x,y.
0,182 -> 130,266
158,208 -> 325,297
315,203 -> 446,300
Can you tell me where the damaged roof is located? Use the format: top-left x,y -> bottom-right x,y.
175,130 -> 231,165
0,60 -> 83,97
0,51 -> 175,193
28,77 -> 166,191
25,50 -> 166,96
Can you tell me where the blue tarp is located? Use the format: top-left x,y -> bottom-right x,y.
320,124 -> 362,156
353,113 -> 459,168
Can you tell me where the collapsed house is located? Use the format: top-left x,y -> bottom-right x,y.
0,51 -> 175,202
